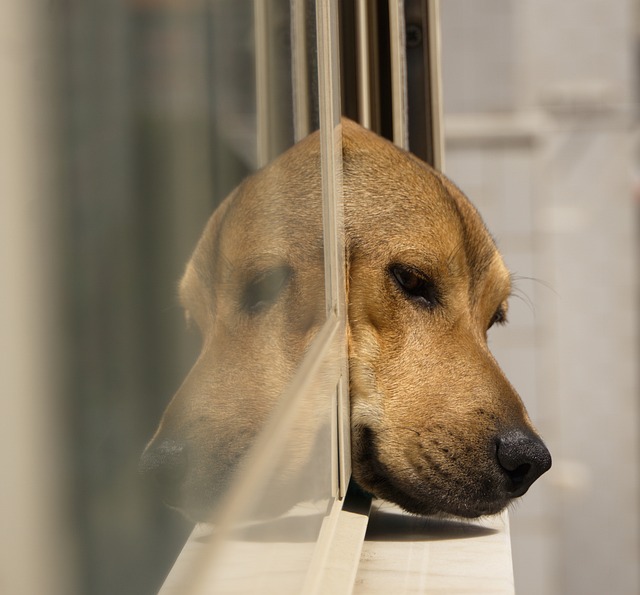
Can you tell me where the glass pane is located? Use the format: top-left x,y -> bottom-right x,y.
158,1 -> 347,592
4,1 -> 343,594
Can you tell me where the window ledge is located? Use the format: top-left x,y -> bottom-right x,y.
354,503 -> 514,594
161,499 -> 514,594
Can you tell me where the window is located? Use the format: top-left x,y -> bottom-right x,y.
2,2 -> 517,595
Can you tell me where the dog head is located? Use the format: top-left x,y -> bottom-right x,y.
343,122 -> 551,517
140,120 -> 550,521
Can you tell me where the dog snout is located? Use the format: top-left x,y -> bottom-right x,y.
140,439 -> 188,503
496,430 -> 552,496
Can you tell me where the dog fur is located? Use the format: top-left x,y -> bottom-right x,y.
141,119 -> 551,520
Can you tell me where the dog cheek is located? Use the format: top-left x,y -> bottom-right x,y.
348,324 -> 385,419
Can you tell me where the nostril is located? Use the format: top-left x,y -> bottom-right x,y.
505,462 -> 531,486
496,430 -> 552,495
140,439 -> 188,489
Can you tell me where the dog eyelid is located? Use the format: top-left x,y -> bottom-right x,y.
389,264 -> 439,309
241,265 -> 292,314
488,304 -> 508,329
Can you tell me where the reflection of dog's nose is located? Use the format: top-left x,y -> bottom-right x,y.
139,439 -> 187,498
496,430 -> 552,496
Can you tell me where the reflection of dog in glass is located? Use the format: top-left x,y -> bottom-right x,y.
141,120 -> 551,521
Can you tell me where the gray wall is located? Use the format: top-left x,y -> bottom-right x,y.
441,2 -> 639,594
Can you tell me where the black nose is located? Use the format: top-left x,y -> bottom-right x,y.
496,430 -> 552,496
139,439 -> 187,500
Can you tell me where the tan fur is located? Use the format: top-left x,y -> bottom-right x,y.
141,119 -> 550,520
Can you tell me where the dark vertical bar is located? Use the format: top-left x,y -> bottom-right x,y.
339,0 -> 359,122
405,0 -> 433,164
375,0 -> 393,141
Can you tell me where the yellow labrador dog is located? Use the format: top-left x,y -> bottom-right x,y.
141,120 -> 551,520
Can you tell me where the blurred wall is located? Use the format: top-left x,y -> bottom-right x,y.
440,1 -> 639,594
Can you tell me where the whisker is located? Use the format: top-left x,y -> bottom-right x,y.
510,286 -> 536,317
511,274 -> 559,296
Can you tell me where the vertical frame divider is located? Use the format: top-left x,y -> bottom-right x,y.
291,0 -> 311,141
388,0 -> 408,149
316,0 -> 350,496
355,0 -> 371,129
254,0 -> 270,167
427,0 -> 444,171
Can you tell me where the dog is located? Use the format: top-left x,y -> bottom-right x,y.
140,119 -> 551,521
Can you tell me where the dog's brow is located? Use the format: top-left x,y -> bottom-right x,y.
237,251 -> 292,275
433,179 -> 498,287
392,248 -> 443,273
484,256 -> 513,308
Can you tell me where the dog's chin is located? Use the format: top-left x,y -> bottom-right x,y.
356,475 -> 511,519
353,465 -> 511,520
352,429 -> 513,519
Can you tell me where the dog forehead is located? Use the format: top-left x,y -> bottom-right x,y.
343,131 -> 481,258
341,124 -> 509,296
438,175 -> 507,288
185,119 -> 503,293
189,145 -> 326,284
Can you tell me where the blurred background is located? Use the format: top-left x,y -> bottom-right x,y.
1,1 -> 638,594
440,1 -> 639,593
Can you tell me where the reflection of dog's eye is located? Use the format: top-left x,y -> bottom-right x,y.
390,264 -> 439,308
488,306 -> 507,329
241,266 -> 292,314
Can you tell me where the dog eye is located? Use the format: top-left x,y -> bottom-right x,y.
242,266 -> 292,314
390,264 -> 439,308
488,305 -> 507,329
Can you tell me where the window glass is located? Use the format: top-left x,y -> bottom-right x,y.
27,0 -> 343,593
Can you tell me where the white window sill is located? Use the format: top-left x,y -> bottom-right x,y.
160,497 -> 514,594
355,503 -> 514,594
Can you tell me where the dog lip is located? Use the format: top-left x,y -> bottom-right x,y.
355,426 -> 511,518
361,459 -> 510,518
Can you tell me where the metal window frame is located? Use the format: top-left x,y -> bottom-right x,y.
341,0 -> 443,168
